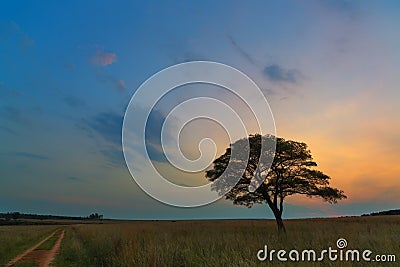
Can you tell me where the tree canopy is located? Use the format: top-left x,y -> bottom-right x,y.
206,134 -> 346,232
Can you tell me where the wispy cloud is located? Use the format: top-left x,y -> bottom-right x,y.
319,0 -> 359,20
0,81 -> 23,98
0,126 -> 17,135
226,35 -> 305,88
78,111 -> 124,165
91,50 -> 117,66
0,89 -> 23,99
13,152 -> 49,160
63,62 -> 76,71
86,112 -> 123,146
144,109 -> 174,163
63,95 -> 86,108
161,39 -> 206,64
227,35 -> 257,65
99,148 -> 125,166
171,50 -> 207,64
263,64 -> 304,83
0,21 -> 34,48
117,79 -> 126,91
78,108 -> 173,165
0,106 -> 26,124
96,71 -> 127,92
66,176 -> 81,181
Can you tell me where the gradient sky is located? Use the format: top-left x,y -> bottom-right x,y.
1,0 -> 400,219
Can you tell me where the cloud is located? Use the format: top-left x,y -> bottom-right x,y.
0,126 -> 17,135
79,108 -> 173,165
162,40 -> 206,64
227,35 -> 257,65
67,176 -> 81,181
91,51 -> 117,66
13,152 -> 49,160
99,148 -> 125,166
96,71 -> 126,92
78,111 -> 124,166
0,82 -> 23,99
63,95 -> 86,108
172,50 -> 207,64
319,0 -> 359,20
124,108 -> 178,163
117,80 -> 126,91
0,20 -> 34,47
86,112 -> 123,146
63,62 -> 76,71
263,64 -> 304,83
144,109 -> 173,163
226,36 -> 305,86
0,89 -> 23,99
19,33 -> 34,47
0,106 -> 25,124
0,106 -> 43,126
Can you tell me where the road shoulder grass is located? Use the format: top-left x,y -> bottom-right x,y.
0,225 -> 58,266
35,230 -> 61,250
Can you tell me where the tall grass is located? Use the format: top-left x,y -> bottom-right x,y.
35,229 -> 61,250
54,216 -> 399,266
0,225 -> 58,265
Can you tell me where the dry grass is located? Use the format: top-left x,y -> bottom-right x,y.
54,216 -> 400,266
0,225 -> 58,265
35,229 -> 61,250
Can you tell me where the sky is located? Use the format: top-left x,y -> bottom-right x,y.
1,0 -> 399,219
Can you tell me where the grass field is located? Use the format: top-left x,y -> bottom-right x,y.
35,229 -> 61,250
0,225 -> 58,266
50,216 -> 400,267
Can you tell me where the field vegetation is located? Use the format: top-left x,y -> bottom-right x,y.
35,229 -> 62,250
54,216 -> 399,266
0,225 -> 58,265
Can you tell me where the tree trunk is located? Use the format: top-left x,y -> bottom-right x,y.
274,213 -> 286,233
264,193 -> 286,233
270,205 -> 286,233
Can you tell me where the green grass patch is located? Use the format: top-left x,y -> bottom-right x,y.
12,260 -> 38,267
35,230 -> 61,250
0,225 -> 58,266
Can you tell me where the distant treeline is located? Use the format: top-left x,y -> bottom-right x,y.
362,209 -> 400,216
0,212 -> 103,221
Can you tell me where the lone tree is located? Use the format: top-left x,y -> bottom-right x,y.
88,213 -> 103,220
206,134 -> 346,232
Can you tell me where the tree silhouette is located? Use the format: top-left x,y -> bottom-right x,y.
88,213 -> 103,220
206,134 -> 346,232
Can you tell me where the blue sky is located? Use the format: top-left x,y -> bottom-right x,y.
1,1 -> 400,219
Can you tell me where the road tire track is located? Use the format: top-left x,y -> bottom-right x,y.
4,229 -> 65,267
40,230 -> 65,267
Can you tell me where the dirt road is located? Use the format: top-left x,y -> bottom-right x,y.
5,229 -> 65,267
